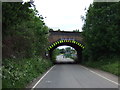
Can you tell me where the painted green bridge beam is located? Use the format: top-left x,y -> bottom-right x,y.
48,40 -> 85,50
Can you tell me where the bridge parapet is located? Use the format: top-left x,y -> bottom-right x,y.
48,31 -> 83,44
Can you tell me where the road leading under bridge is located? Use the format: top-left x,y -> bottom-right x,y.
30,56 -> 119,88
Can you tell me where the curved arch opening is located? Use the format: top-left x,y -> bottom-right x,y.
48,40 -> 84,50
48,40 -> 84,64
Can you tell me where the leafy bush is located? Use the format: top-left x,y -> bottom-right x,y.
2,2 -> 49,59
2,57 -> 53,88
2,2 -> 53,89
51,49 -> 61,64
82,2 -> 119,76
83,56 -> 119,76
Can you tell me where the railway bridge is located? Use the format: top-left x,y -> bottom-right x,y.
48,31 -> 85,63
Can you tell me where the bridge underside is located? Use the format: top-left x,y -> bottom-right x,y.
48,40 -> 84,64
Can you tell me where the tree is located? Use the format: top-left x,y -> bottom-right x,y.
73,29 -> 80,32
2,2 -> 49,59
82,2 -> 120,61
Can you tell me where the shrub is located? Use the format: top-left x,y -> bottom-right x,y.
2,57 -> 53,88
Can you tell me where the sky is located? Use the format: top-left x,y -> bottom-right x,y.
34,0 -> 93,32
23,0 -> 119,50
32,0 -> 93,49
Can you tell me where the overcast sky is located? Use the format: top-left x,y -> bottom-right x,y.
34,0 -> 93,31
33,0 -> 93,49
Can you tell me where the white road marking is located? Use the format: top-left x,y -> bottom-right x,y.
31,65 -> 55,89
80,65 -> 120,86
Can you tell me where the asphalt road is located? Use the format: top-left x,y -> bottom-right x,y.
34,64 -> 118,88
56,54 -> 74,63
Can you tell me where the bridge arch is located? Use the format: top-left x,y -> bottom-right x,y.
48,39 -> 85,63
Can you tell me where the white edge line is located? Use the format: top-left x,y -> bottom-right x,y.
80,65 -> 120,86
31,65 -> 55,89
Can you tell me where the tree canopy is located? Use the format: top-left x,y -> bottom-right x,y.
82,2 -> 120,61
2,2 -> 49,59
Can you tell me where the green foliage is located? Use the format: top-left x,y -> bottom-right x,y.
83,56 -> 119,76
59,49 -> 65,54
82,2 -> 119,75
2,2 -> 52,88
2,2 -> 49,59
82,2 -> 120,61
51,49 -> 60,63
73,29 -> 80,32
49,28 -> 54,31
2,57 -> 53,88
2,2 -> 32,36
64,47 -> 73,58
57,29 -> 61,31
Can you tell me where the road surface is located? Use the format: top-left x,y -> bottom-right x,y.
56,54 -> 74,63
30,55 -> 119,88
32,65 -> 118,88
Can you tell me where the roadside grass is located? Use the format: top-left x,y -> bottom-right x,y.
83,56 -> 119,76
2,57 -> 53,88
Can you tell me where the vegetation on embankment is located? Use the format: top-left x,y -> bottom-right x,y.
2,57 -> 53,88
2,2 -> 53,88
82,2 -> 120,76
2,2 -> 49,59
83,56 -> 119,76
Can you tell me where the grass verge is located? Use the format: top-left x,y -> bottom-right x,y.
2,57 -> 53,88
82,56 -> 119,76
